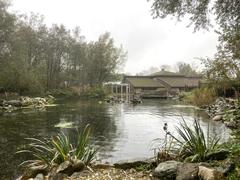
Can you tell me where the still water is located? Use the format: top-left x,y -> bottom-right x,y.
0,99 -> 230,179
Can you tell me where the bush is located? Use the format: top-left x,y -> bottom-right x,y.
187,87 -> 217,107
17,124 -> 97,168
85,86 -> 107,98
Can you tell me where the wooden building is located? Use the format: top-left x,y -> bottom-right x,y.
123,70 -> 202,98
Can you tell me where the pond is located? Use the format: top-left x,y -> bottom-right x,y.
0,99 -> 230,179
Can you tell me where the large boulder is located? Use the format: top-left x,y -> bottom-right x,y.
33,173 -> 44,180
176,163 -> 199,180
114,157 -> 155,169
212,115 -> 222,121
21,165 -> 48,180
198,166 -> 225,180
152,160 -> 182,180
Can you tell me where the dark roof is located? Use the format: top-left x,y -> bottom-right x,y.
123,74 -> 202,88
157,77 -> 186,88
126,77 -> 165,88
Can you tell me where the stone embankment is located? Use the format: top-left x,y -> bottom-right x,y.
205,97 -> 240,129
0,95 -> 54,112
19,155 -> 235,180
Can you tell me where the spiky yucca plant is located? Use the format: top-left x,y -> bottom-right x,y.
17,124 -> 97,168
175,119 -> 220,162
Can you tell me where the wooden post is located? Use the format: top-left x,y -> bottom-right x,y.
126,84 -> 129,102
121,84 -> 123,100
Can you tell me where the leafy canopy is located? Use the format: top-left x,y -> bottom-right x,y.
148,0 -> 240,31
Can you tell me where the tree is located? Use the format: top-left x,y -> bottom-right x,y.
85,32 -> 126,86
176,62 -> 198,76
148,0 -> 240,31
0,1 -> 127,95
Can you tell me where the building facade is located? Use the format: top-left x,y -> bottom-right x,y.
123,70 -> 202,98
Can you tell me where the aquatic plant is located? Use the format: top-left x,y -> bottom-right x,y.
151,123 -> 177,163
17,124 -> 97,168
153,119 -> 221,162
175,119 -> 220,162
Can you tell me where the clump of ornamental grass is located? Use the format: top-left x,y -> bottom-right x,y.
17,124 -> 97,169
175,119 -> 220,162
153,118 -> 221,163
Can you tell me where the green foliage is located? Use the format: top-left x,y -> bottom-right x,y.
176,62 -> 198,76
135,163 -> 153,172
17,124 -> 97,168
85,86 -> 107,98
157,119 -> 221,162
221,140 -> 240,179
148,0 -> 240,31
174,119 -> 220,162
187,87 -> 216,107
222,99 -> 240,122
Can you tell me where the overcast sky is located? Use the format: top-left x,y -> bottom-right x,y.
10,0 -> 219,75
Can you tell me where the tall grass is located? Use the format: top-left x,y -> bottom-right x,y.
187,87 -> 216,107
17,124 -> 97,168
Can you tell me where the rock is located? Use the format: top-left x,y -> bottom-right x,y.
198,162 -> 210,167
47,95 -> 55,99
93,163 -> 114,169
5,100 -> 22,107
48,173 -> 68,180
198,166 -> 225,180
205,149 -> 229,161
152,160 -> 182,180
176,163 -> 199,180
222,163 -> 235,176
70,171 -> 90,179
225,121 -> 238,129
56,160 -> 85,176
21,165 -> 47,180
212,115 -> 223,121
215,161 -> 235,176
33,173 -> 44,180
184,155 -> 200,163
114,157 -> 155,170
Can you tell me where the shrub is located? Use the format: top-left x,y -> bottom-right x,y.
85,86 -> 107,98
187,87 -> 217,107
17,124 -> 97,168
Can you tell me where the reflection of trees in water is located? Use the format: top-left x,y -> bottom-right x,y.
0,100 -> 119,179
56,99 -> 119,162
0,108 -> 60,179
0,99 -> 230,179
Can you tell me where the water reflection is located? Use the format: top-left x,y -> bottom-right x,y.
0,99 -> 230,179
